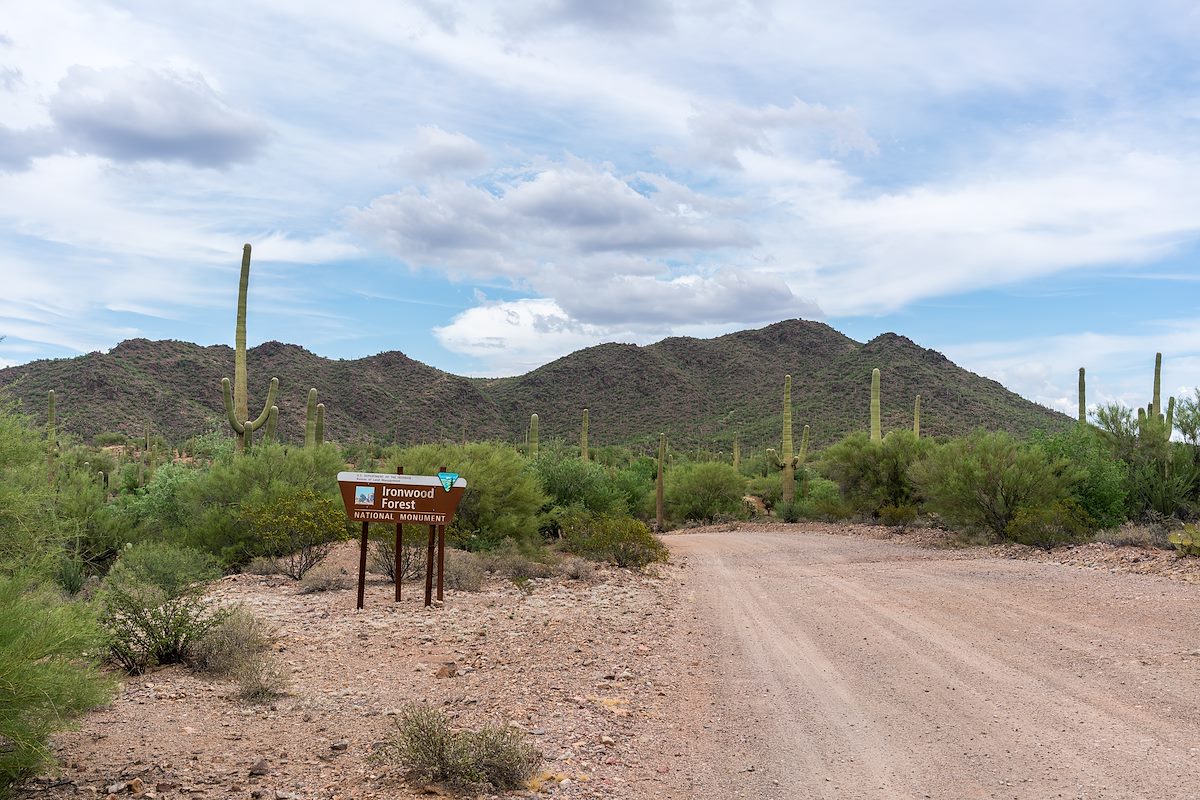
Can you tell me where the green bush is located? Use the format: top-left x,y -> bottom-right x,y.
793,476 -> 853,520
878,504 -> 917,527
99,542 -> 226,674
559,510 -> 668,570
0,576 -> 113,794
533,448 -> 627,534
381,442 -> 546,550
377,704 -> 541,792
664,462 -> 747,522
0,399 -> 58,574
1038,426 -> 1127,529
174,443 -> 346,566
913,430 -> 1080,540
239,487 -> 351,579
746,473 -> 783,513
1005,500 -> 1093,549
820,430 -> 930,517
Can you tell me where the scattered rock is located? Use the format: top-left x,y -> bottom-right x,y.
330,739 -> 349,752
249,758 -> 270,776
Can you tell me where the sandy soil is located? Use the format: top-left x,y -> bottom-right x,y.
19,524 -> 1200,799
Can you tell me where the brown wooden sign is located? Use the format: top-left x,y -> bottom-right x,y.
336,471 -> 466,526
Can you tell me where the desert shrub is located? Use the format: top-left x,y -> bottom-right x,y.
444,550 -> 486,592
913,430 -> 1079,540
533,448 -> 627,535
93,431 -> 129,447
380,442 -> 546,550
559,510 -> 668,570
0,576 -> 114,794
775,499 -> 801,523
244,556 -> 283,575
1128,449 -> 1198,519
1005,500 -> 1093,549
298,565 -> 353,594
234,654 -> 291,702
0,400 -> 58,574
377,704 -> 541,792
1168,524 -> 1200,556
1038,426 -> 1127,529
99,541 -> 226,674
664,462 -> 747,522
558,555 -> 595,580
189,606 -> 271,676
793,475 -> 854,520
369,533 -> 427,582
878,504 -> 918,528
480,540 -> 556,580
176,443 -> 346,566
820,430 -> 930,517
239,487 -> 351,579
611,458 -> 656,518
186,607 -> 288,701
746,473 -> 783,513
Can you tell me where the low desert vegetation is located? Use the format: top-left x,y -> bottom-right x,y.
2,351 -> 1198,795
375,704 -> 542,792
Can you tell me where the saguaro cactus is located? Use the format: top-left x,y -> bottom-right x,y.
870,368 -> 881,442
529,413 -> 539,459
46,390 -> 56,485
1152,353 -> 1162,418
913,395 -> 922,438
656,432 -> 665,530
264,405 -> 278,443
798,424 -> 809,464
221,244 -> 279,452
767,375 -> 800,504
1077,368 -> 1086,424
581,408 -> 589,461
733,435 -> 741,471
305,388 -> 326,447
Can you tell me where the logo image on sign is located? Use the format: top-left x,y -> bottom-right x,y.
437,472 -> 459,492
355,486 -> 375,505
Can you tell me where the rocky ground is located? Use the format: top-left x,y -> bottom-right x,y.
18,523 -> 1200,800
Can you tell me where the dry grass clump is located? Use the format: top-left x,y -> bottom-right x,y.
298,565 -> 353,594
376,704 -> 541,792
444,550 -> 485,592
189,606 -> 291,702
244,556 -> 284,575
480,542 -> 556,581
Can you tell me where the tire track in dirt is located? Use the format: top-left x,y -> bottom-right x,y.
667,528 -> 1200,799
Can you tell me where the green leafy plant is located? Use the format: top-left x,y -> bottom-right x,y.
663,461 -> 748,523
239,487 -> 351,579
1167,524 -> 1200,556
0,576 -> 113,794
559,510 -> 668,570
99,542 -> 226,674
913,430 -> 1080,539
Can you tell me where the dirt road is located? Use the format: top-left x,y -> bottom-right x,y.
665,528 -> 1200,800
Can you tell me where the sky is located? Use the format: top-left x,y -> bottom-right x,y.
1,0 -> 1198,418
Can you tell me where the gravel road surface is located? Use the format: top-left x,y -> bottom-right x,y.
666,528 -> 1200,800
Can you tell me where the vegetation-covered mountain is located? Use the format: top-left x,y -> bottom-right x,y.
0,320 -> 1071,454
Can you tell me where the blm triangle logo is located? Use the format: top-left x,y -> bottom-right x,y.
437,472 -> 459,492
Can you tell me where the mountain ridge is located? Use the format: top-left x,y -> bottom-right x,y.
0,319 -> 1071,453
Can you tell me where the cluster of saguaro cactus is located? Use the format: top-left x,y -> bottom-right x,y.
305,388 -> 325,448
766,375 -> 801,504
1137,353 -> 1175,441
870,368 -> 882,442
581,408 -> 589,461
222,244 -> 279,452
